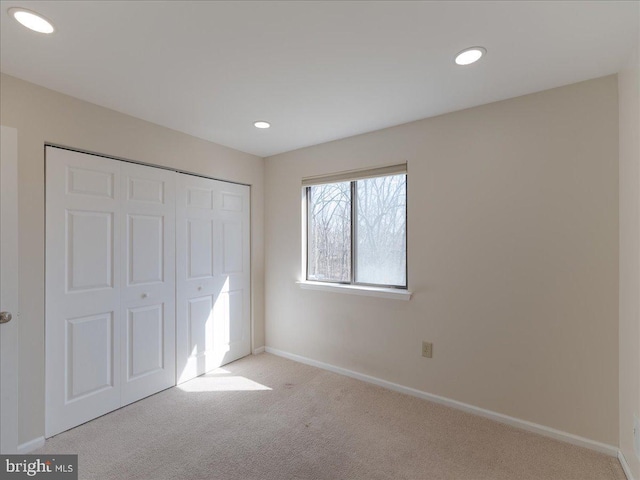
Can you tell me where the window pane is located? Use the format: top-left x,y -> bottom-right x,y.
307,182 -> 351,282
355,174 -> 406,286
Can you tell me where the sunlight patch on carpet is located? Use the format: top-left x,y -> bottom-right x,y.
177,375 -> 272,392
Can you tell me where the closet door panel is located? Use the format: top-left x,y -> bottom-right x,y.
176,175 -> 219,383
215,181 -> 251,365
176,175 -> 250,383
46,147 -> 122,438
120,163 -> 176,405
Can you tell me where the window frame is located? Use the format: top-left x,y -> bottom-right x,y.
305,173 -> 408,290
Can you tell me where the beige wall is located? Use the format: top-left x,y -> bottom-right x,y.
0,73 -> 265,445
619,3 -> 640,476
265,76 -> 620,445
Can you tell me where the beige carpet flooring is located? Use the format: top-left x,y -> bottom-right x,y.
37,353 -> 625,480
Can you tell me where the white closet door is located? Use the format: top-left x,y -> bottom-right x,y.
215,180 -> 251,367
176,175 -> 250,383
46,147 -> 122,437
46,146 -> 251,434
120,163 -> 176,405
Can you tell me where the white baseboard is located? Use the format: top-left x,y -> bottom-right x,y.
252,346 -> 265,355
619,450 -> 636,480
17,436 -> 45,454
265,346 -> 618,457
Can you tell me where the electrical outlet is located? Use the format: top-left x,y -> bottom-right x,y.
634,414 -> 640,461
422,341 -> 433,358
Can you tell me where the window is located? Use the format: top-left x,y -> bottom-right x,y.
305,165 -> 407,289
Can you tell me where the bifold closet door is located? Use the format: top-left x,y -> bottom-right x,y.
176,174 -> 251,383
46,146 -> 251,435
46,148 -> 176,437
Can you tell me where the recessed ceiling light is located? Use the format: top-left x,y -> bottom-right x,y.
8,7 -> 55,34
254,121 -> 271,129
455,47 -> 486,66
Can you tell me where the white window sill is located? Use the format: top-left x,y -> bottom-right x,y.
297,281 -> 412,301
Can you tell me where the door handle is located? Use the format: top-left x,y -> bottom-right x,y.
0,312 -> 12,324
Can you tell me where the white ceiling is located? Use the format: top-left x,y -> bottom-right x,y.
1,1 -> 638,157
